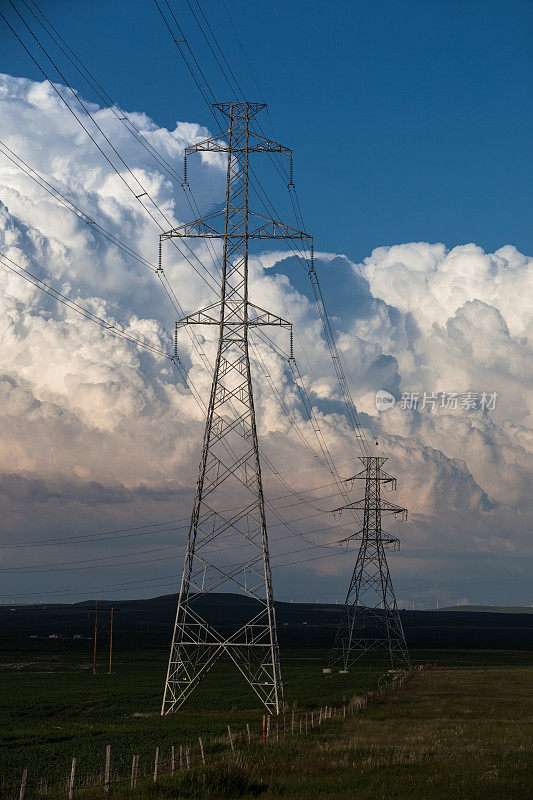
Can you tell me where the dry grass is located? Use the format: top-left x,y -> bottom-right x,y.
243,666 -> 533,799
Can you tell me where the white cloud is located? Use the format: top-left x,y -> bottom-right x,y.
0,73 -> 531,604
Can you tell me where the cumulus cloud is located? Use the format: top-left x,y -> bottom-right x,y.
0,73 -> 531,605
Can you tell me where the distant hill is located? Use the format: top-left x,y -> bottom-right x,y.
439,605 -> 533,614
2,592 -> 533,651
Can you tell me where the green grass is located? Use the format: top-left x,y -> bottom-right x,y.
1,647 -> 532,799
0,646 -> 381,792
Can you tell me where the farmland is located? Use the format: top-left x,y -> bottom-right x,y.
1,643 -> 532,799
1,598 -> 533,798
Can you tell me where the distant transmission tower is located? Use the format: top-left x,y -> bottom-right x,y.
161,102 -> 311,715
325,456 -> 411,673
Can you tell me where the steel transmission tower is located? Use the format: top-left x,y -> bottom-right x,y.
161,102 -> 311,715
325,456 -> 411,673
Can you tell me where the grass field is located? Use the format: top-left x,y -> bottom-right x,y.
1,646 -> 532,799
0,646 -> 381,792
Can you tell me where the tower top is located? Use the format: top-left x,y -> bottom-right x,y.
213,101 -> 266,119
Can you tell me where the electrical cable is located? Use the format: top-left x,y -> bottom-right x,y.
21,0 -> 224,280
0,250 -> 172,359
2,0 -> 374,579
1,4 -> 221,296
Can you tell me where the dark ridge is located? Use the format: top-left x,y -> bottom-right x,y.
1,592 -> 533,650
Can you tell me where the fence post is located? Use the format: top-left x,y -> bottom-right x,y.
199,737 -> 205,765
171,745 -> 175,775
266,715 -> 271,742
291,710 -> 295,733
276,722 -> 279,743
262,715 -> 266,743
153,747 -> 159,782
305,713 -> 308,733
19,768 -> 28,800
311,711 -> 314,728
133,755 -> 139,789
130,756 -> 136,789
104,745 -> 111,793
179,744 -> 183,771
246,723 -> 251,744
185,746 -> 191,771
299,717 -> 302,734
68,758 -> 76,800
228,725 -> 234,751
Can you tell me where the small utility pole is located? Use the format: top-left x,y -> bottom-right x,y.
108,608 -> 114,675
93,600 -> 98,676
91,605 -> 118,674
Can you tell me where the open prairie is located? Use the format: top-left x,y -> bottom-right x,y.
1,643 -> 532,799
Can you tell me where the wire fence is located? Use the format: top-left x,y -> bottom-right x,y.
2,665 -> 434,799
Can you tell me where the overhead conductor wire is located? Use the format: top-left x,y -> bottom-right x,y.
0,0 -> 372,594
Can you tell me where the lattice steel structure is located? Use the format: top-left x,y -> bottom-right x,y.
161,102 -> 311,715
325,456 -> 411,673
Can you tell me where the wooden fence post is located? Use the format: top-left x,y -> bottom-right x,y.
179,744 -> 183,771
68,758 -> 76,800
291,710 -> 295,733
228,725 -> 234,751
133,755 -> 139,789
276,723 -> 279,742
104,745 -> 111,793
153,746 -> 159,782
246,723 -> 251,744
171,745 -> 175,775
199,737 -> 205,765
311,711 -> 314,728
266,715 -> 271,742
130,756 -> 136,789
19,768 -> 28,800
185,746 -> 191,771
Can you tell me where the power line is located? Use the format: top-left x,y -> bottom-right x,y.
2,0 -> 378,609
0,512 -> 350,574
154,0 -> 373,458
1,3 -> 222,295
20,0 -> 225,276
0,250 -> 172,359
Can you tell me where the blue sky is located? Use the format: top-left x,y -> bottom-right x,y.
1,0 -> 532,262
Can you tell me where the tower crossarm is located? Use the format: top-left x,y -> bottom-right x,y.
175,301 -> 291,329
338,531 -> 401,551
344,455 -> 397,489
185,132 -> 291,155
185,111 -> 292,153
161,209 -> 310,241
333,498 -> 408,520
